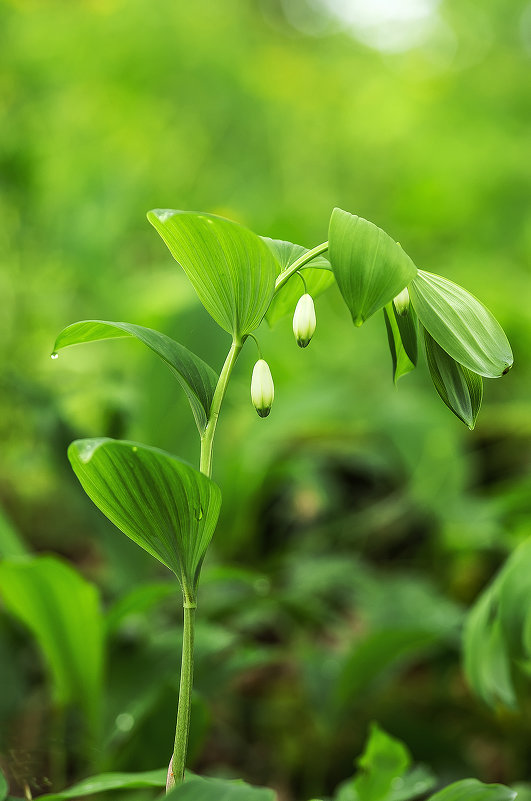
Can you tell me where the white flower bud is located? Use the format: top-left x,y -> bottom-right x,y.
293,293 -> 316,348
393,287 -> 410,316
251,359 -> 274,418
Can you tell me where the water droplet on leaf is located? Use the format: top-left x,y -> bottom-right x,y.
51,352 -> 59,360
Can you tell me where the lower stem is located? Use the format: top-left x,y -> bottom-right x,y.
167,339 -> 243,792
167,604 -> 195,791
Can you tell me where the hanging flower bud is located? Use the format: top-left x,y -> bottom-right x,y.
251,359 -> 274,418
393,287 -> 410,316
293,293 -> 316,348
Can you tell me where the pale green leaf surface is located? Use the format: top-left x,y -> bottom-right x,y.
409,271 -> 512,378
68,439 -> 222,595
383,306 -> 415,384
0,556 -> 103,728
53,320 -> 217,433
335,723 -> 435,801
427,780 -> 515,801
165,774 -> 275,801
328,208 -> 417,325
148,210 -> 277,338
423,329 -> 483,429
261,237 -> 334,326
36,768 -> 167,800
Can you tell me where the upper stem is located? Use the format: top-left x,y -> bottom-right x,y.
274,241 -> 329,293
200,339 -> 243,478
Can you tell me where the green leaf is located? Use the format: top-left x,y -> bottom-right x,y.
165,774 -> 275,801
427,780 -> 516,801
0,768 -> 8,801
335,629 -> 441,709
423,329 -> 483,430
68,438 -> 222,597
383,305 -> 415,384
261,237 -> 334,326
105,581 -> 176,634
36,768 -> 167,800
53,320 -> 217,434
328,208 -> 417,326
335,723 -> 436,801
464,586 -> 516,709
0,556 -> 103,731
147,210 -> 277,339
464,540 -> 531,709
409,270 -> 513,378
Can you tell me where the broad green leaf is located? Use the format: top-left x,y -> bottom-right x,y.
427,780 -> 516,801
423,329 -> 483,430
53,320 -> 217,434
328,208 -> 417,326
165,774 -> 275,801
147,210 -> 277,339
383,305 -> 415,384
409,270 -> 513,378
37,768 -> 167,800
335,723 -> 436,801
68,438 -> 222,597
261,237 -> 334,326
0,556 -> 103,731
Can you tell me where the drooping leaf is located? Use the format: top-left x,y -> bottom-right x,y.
261,237 -> 334,326
165,774 -> 275,801
147,210 -> 277,339
393,293 -> 418,365
53,320 -> 217,434
427,780 -> 516,801
423,329 -> 483,430
36,768 -> 167,801
383,305 -> 415,384
409,270 -> 512,378
335,723 -> 436,801
0,556 -> 103,732
328,208 -> 417,326
68,438 -> 222,598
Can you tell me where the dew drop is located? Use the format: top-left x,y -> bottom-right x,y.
132,446 -> 138,453
197,506 -> 203,520
51,352 -> 59,360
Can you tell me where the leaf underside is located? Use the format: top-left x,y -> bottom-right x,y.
409,270 -> 513,378
383,304 -> 416,384
423,328 -> 483,429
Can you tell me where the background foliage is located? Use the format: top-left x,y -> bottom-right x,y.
0,0 -> 530,799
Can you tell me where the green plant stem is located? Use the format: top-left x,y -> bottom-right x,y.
168,605 -> 195,791
200,339 -> 243,479
168,340 -> 243,792
274,241 -> 329,292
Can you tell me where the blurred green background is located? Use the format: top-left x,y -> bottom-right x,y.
1,0 -> 531,799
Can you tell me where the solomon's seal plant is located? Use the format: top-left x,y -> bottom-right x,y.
52,206 -> 513,793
